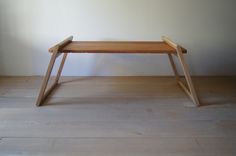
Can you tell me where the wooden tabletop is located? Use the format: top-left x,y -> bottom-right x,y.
49,41 -> 187,54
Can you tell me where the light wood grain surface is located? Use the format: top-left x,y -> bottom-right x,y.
50,41 -> 187,53
0,76 -> 236,155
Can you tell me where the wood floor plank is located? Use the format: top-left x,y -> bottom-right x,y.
0,119 -> 236,138
0,137 -> 206,155
0,76 -> 236,155
1,103 -> 236,122
196,137 -> 236,154
0,76 -> 235,102
0,137 -> 236,156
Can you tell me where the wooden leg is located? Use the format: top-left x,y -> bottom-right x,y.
36,52 -> 68,107
175,46 -> 200,106
163,36 -> 200,106
55,53 -> 68,84
36,36 -> 73,107
36,52 -> 58,106
168,53 -> 180,81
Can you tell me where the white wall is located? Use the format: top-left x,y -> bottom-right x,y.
0,0 -> 236,76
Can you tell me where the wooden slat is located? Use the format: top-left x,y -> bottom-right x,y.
55,41 -> 187,54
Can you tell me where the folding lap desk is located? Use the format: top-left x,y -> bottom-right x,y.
36,36 -> 200,107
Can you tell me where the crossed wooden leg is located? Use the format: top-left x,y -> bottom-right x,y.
163,36 -> 200,107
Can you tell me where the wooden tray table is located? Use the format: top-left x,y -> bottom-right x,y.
36,36 -> 200,107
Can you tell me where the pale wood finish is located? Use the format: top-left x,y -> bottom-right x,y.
36,36 -> 73,106
162,36 -> 178,49
176,46 -> 200,106
178,80 -> 192,98
50,41 -> 187,53
55,53 -> 68,84
37,36 -> 198,106
163,36 -> 200,106
168,53 -> 180,81
1,76 -> 236,155
49,36 -> 73,52
35,48 -> 59,106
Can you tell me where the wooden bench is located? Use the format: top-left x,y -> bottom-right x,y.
36,36 -> 200,107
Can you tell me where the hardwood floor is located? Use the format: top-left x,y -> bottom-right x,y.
0,76 -> 236,155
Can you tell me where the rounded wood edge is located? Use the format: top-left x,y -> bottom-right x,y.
162,36 -> 187,54
48,36 -> 74,53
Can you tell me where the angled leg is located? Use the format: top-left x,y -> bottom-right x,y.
55,53 -> 68,84
176,46 -> 200,106
163,36 -> 200,106
36,52 -> 68,106
168,53 -> 180,81
36,50 -> 59,106
36,36 -> 73,106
